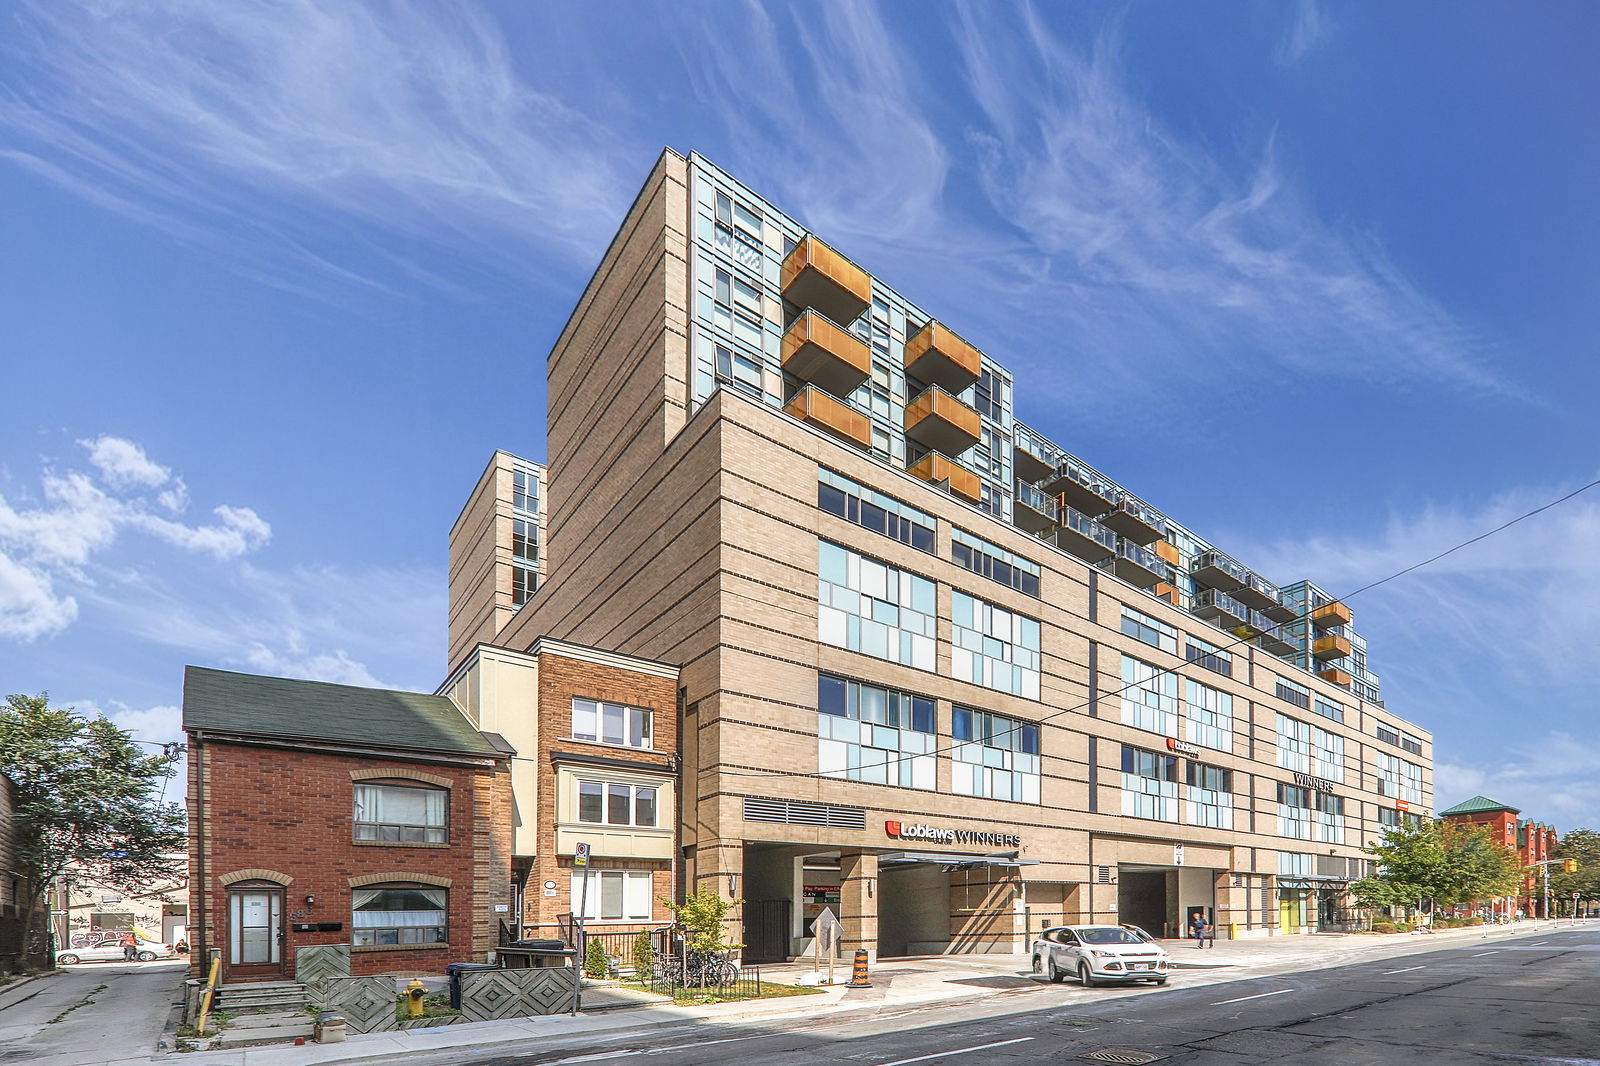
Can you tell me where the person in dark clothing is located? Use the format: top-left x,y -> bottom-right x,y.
1189,913 -> 1211,948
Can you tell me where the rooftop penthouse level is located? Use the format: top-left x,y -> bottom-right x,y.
682,152 -> 1380,704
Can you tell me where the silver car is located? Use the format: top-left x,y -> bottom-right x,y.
56,938 -> 174,965
1031,924 -> 1170,986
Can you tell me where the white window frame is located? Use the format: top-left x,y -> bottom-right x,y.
569,871 -> 653,923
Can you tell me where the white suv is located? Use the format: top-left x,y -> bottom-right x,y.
1031,924 -> 1170,987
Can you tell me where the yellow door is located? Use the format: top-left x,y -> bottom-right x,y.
1279,898 -> 1293,934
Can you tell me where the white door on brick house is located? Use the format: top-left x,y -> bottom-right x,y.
227,885 -> 284,978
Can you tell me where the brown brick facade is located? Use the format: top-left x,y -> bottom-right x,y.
188,738 -> 510,981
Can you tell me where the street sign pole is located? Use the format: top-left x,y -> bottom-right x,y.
574,842 -> 592,960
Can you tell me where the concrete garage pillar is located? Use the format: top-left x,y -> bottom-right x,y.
839,850 -> 879,964
1215,870 -> 1248,938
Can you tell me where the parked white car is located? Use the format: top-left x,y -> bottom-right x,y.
1031,924 -> 1169,987
56,938 -> 174,965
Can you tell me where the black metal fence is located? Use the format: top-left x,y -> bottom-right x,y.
642,963 -> 765,1002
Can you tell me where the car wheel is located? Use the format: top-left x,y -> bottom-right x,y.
1078,962 -> 1096,987
1047,957 -> 1066,983
1152,977 -> 1168,985
136,951 -> 157,962
58,954 -> 80,965
1031,954 -> 1042,974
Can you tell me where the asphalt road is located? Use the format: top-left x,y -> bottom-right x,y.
432,928 -> 1600,1066
0,959 -> 186,1066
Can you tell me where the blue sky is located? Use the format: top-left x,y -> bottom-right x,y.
1,1 -> 1595,829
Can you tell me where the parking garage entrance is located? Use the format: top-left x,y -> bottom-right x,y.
1117,863 -> 1218,939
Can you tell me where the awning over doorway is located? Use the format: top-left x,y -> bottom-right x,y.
879,851 -> 1039,869
1276,877 -> 1350,891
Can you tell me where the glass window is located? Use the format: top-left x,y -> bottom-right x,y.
1314,791 -> 1345,843
1276,714 -> 1312,773
818,542 -> 937,671
1276,782 -> 1313,840
1122,606 -> 1177,655
352,885 -> 446,946
1184,636 -> 1232,677
572,699 -> 653,749
1312,727 -> 1344,783
512,518 -> 538,564
1400,734 -> 1423,756
353,784 -> 446,844
817,674 -> 935,790
818,470 -> 935,553
1185,679 -> 1232,751
1121,655 -> 1179,736
512,563 -> 538,607
952,529 -> 1040,598
950,591 -> 1041,699
1275,677 -> 1310,709
1313,698 -> 1343,724
569,871 -> 653,922
1120,744 -> 1178,821
1375,724 -> 1401,746
512,467 -> 539,514
577,780 -> 658,827
951,707 -> 1040,803
1184,761 -> 1233,829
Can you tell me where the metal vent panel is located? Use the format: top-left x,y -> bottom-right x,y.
742,797 -> 866,830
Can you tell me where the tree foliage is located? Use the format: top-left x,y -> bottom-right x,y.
660,886 -> 743,956
1352,821 -> 1522,913
1551,828 -> 1600,902
0,693 -> 186,952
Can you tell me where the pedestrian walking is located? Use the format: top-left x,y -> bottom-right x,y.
121,932 -> 138,962
1190,912 -> 1211,949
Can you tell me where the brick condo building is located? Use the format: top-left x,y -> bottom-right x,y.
1439,795 -> 1560,918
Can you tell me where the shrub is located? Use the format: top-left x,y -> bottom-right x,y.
583,939 -> 610,979
632,932 -> 654,980
1393,922 -> 1413,933
1466,917 -> 1484,926
1371,922 -> 1396,934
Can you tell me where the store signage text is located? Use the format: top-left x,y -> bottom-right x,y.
1165,738 -> 1200,757
885,821 -> 1021,849
1293,772 -> 1336,793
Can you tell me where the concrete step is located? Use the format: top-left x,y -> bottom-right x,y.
224,1010 -> 316,1030
219,980 -> 306,992
219,993 -> 312,1009
214,1021 -> 315,1048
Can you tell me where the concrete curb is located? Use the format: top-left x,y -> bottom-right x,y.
0,968 -> 64,1010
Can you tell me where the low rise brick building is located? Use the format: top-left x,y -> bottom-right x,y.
184,666 -> 516,982
1440,795 -> 1561,918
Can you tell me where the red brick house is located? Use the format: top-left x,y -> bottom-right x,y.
184,666 -> 515,982
1440,795 -> 1562,918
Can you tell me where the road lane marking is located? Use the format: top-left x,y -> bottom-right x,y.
1382,966 -> 1425,975
878,1037 -> 1035,1065
1212,988 -> 1292,1005
1470,951 -> 1500,957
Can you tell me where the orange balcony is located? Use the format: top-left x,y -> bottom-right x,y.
909,452 -> 981,504
1153,581 -> 1180,607
781,235 -> 872,326
903,320 -> 981,395
1312,634 -> 1352,661
1311,600 -> 1353,629
1319,666 -> 1352,688
781,310 -> 871,397
1153,540 -> 1180,566
784,386 -> 871,450
904,386 -> 981,456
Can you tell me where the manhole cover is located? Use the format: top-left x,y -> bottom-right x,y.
1082,1050 -> 1167,1065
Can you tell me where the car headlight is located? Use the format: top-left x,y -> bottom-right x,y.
1104,960 -> 1124,970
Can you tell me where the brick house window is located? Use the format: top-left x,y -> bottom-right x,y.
577,781 -> 658,827
569,871 -> 652,922
351,884 -> 446,946
571,699 -> 652,749
353,783 -> 447,843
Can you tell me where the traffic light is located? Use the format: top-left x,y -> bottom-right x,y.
1563,858 -> 1579,873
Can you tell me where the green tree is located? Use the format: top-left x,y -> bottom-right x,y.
1,693 -> 186,965
1551,828 -> 1600,913
661,886 -> 743,957
1351,821 -> 1521,919
631,930 -> 655,980
583,937 -> 610,978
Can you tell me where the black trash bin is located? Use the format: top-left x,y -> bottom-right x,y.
446,962 -> 502,1009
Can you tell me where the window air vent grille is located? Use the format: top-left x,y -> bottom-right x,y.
742,797 -> 866,830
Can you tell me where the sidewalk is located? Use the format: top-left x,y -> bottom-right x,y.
88,919 -> 1593,1066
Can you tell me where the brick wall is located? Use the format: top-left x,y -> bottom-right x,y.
189,738 -> 510,981
523,651 -> 678,934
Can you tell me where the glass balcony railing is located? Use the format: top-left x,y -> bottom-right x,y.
1191,549 -> 1250,591
1062,505 -> 1117,552
1192,588 -> 1249,626
1014,481 -> 1059,521
1117,538 -> 1167,574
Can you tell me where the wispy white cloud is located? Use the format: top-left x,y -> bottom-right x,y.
1436,735 -> 1598,828
0,437 -> 271,641
0,0 -> 639,293
948,4 -> 1499,400
1275,0 -> 1331,66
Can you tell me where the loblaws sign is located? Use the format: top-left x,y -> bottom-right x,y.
885,820 -> 1021,849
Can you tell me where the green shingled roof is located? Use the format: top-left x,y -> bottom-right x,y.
182,665 -> 501,758
1439,795 -> 1520,817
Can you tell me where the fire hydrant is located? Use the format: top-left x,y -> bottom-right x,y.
405,978 -> 428,1018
